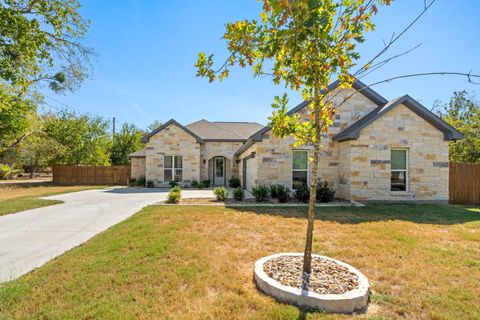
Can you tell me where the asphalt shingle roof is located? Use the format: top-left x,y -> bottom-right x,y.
185,119 -> 264,140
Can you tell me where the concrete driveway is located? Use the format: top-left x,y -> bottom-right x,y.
0,187 -> 214,282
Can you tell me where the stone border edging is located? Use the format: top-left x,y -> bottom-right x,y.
254,253 -> 370,313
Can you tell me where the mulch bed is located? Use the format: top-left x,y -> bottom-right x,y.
263,255 -> 359,295
159,198 -> 224,205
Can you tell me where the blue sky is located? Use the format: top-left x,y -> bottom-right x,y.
41,0 -> 480,129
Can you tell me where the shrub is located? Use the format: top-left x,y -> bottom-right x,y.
251,185 -> 269,202
170,186 -> 181,192
0,163 -> 13,180
146,180 -> 155,188
269,184 -> 279,199
169,181 -> 179,188
228,177 -> 241,188
294,184 -> 310,203
316,180 -> 336,203
166,187 -> 181,204
202,180 -> 211,188
135,176 -> 146,186
276,185 -> 291,203
213,186 -> 228,201
191,179 -> 199,188
129,178 -> 136,186
233,187 -> 245,201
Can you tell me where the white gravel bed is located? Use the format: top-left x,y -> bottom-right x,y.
263,255 -> 359,295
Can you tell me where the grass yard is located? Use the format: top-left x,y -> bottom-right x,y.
0,204 -> 479,319
0,185 -> 104,216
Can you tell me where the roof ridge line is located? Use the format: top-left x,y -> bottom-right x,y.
208,121 -> 245,139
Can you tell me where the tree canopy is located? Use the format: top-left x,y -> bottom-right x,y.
42,110 -> 111,166
111,123 -> 145,165
439,91 -> 480,163
0,0 -> 92,95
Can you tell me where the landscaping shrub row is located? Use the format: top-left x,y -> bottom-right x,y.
250,180 -> 335,203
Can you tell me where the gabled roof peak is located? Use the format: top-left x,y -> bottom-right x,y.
333,95 -> 463,142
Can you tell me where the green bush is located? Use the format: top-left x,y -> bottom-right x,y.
166,188 -> 181,204
129,178 -> 136,186
315,180 -> 336,203
170,186 -> 181,193
251,185 -> 269,202
192,179 -> 210,189
135,176 -> 146,186
228,177 -> 241,188
169,181 -> 179,188
233,187 -> 245,201
213,186 -> 228,201
0,163 -> 13,180
191,179 -> 199,188
294,184 -> 310,203
146,180 -> 155,188
273,184 -> 290,203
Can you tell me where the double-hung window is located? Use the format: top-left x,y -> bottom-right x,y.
292,150 -> 309,189
391,149 -> 408,191
164,155 -> 183,182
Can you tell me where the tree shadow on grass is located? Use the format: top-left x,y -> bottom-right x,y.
229,203 -> 480,225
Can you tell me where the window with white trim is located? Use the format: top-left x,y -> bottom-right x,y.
391,149 -> 408,191
164,155 -> 183,182
292,150 -> 308,189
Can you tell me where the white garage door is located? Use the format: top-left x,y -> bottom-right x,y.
245,158 -> 255,191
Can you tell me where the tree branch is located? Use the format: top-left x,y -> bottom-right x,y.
354,0 -> 436,78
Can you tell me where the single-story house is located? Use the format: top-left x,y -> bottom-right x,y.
130,79 -> 462,201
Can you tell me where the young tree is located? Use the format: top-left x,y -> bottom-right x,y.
196,0 -> 391,276
111,123 -> 145,165
439,91 -> 480,163
43,110 -> 111,165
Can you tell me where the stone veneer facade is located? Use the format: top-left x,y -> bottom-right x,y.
236,88 -> 450,201
346,104 -> 449,201
133,87 -> 452,201
130,157 -> 146,181
145,124 -> 201,187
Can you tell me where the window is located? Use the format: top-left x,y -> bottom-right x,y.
391,149 -> 408,191
164,155 -> 183,182
292,150 -> 308,189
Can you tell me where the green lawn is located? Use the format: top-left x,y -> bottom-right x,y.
0,204 -> 479,319
0,185 -> 105,217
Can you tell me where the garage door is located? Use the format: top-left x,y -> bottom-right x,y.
245,157 -> 255,191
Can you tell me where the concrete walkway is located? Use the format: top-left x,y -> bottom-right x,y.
0,187 -> 214,282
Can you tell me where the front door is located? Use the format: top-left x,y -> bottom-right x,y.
214,157 -> 225,186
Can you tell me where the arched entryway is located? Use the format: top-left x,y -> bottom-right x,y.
207,156 -> 230,186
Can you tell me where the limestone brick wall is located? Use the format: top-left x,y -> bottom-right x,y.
238,143 -> 258,187
349,104 -> 449,201
145,124 -> 201,187
337,142 -> 352,199
200,141 -> 243,183
130,157 -> 146,179
238,88 -> 379,191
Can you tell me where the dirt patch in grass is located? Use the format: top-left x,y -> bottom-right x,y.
0,204 -> 479,319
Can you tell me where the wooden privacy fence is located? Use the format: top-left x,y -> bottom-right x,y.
449,162 -> 480,205
53,165 -> 131,186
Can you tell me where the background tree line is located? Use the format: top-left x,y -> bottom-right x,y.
0,109 -> 160,178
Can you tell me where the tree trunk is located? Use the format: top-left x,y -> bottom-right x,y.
30,166 -> 37,179
302,88 -> 322,279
